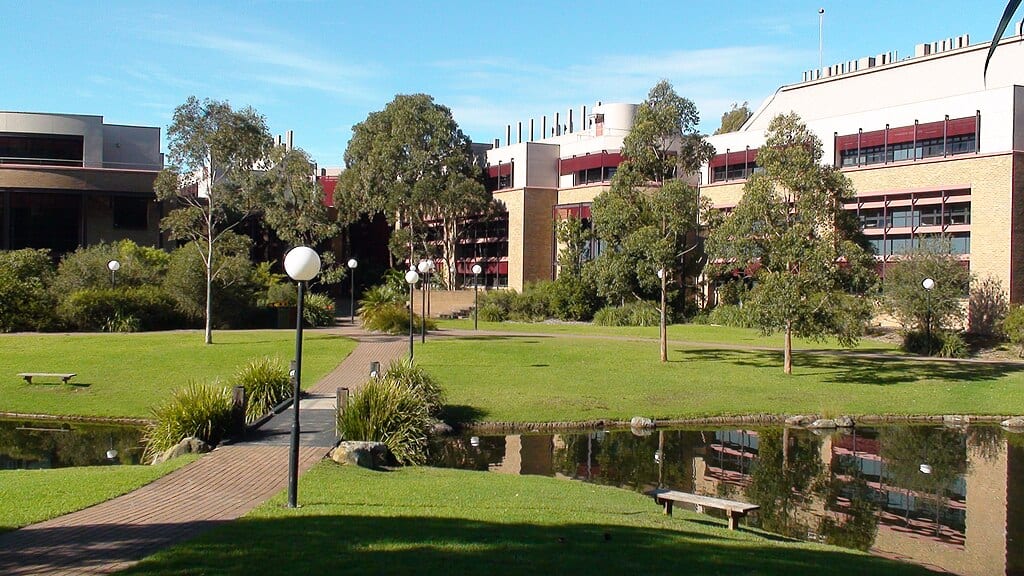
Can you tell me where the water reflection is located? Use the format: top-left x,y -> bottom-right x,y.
429,425 -> 1024,576
0,418 -> 145,469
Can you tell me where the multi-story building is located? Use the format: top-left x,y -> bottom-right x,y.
0,111 -> 164,255
485,26 -> 1024,303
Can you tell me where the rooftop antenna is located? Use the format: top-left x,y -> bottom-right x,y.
818,8 -> 825,74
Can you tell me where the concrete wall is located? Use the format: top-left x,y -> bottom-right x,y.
0,112 -> 104,166
102,124 -> 163,170
494,187 -> 557,291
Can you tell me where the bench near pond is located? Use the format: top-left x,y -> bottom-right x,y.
18,372 -> 77,384
647,489 -> 760,530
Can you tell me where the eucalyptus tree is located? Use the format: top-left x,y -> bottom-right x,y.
705,113 -> 876,374
339,94 -> 490,284
591,80 -> 714,361
714,102 -> 752,135
155,96 -> 273,344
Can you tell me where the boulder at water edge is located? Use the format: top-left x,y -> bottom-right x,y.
331,441 -> 391,469
151,437 -> 209,465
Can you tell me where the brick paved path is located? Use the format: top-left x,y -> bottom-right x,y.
0,327 -> 406,576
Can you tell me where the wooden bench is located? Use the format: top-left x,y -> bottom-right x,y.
647,489 -> 759,530
18,372 -> 77,384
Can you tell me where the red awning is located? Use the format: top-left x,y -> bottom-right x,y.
558,151 -> 623,175
709,149 -> 758,168
319,176 -> 338,207
487,163 -> 512,178
836,116 -> 977,151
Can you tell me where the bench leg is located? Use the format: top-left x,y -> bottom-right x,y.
23,376 -> 32,384
662,499 -> 673,516
728,511 -> 746,530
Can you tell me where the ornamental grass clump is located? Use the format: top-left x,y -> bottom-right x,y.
143,381 -> 233,462
337,377 -> 431,465
233,356 -> 291,423
381,358 -> 444,415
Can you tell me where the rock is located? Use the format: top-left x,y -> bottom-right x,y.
834,416 -> 855,428
431,421 -> 454,436
943,415 -> 970,425
785,415 -> 812,427
630,416 -> 655,429
1001,416 -> 1024,428
807,418 -> 837,429
151,436 -> 209,465
330,441 -> 391,469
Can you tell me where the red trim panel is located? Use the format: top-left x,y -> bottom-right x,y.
487,163 -> 512,177
709,149 -> 758,168
558,152 -> 623,175
836,116 -> 977,151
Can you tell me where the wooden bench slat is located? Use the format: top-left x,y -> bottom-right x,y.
647,489 -> 759,530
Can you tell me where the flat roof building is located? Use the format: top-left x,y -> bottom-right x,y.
0,111 -> 164,255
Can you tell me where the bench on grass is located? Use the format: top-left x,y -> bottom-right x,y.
18,372 -> 77,384
647,489 -> 759,530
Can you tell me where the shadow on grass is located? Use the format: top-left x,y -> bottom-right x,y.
448,335 -> 552,343
439,404 -> 489,425
674,348 -> 1024,386
116,515 -> 934,576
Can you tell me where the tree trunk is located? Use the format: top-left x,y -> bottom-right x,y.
660,272 -> 668,363
205,211 -> 214,345
784,321 -> 792,374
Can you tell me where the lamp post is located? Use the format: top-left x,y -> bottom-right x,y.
417,259 -> 434,343
472,263 -> 482,330
405,268 -> 419,361
922,277 -> 935,356
107,259 -> 121,287
657,268 -> 667,363
347,258 -> 358,324
283,246 -> 321,509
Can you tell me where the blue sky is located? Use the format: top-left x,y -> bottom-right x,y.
3,1 -> 1012,167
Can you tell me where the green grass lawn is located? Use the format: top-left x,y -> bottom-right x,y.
121,463 -> 931,576
0,455 -> 198,533
435,319 -> 897,351
416,335 -> 1024,423
0,330 -> 356,419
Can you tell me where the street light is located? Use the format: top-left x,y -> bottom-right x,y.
657,268 -> 667,363
417,259 -> 434,343
283,246 -> 321,509
107,259 -> 121,287
472,263 -> 483,330
405,268 -> 420,361
922,277 -> 935,356
347,258 -> 358,325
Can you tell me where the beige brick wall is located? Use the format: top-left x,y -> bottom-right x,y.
557,184 -> 608,206
844,154 -> 1017,301
495,187 -> 557,291
701,181 -> 746,207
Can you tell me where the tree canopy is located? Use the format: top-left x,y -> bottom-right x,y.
705,113 -> 876,373
155,96 -> 273,344
339,94 -> 488,280
714,102 -> 752,135
881,244 -> 971,335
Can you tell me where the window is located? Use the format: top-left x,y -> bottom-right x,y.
0,133 -> 84,166
839,134 -> 976,167
889,208 -> 915,228
859,209 -> 885,229
945,203 -> 970,225
574,166 -> 616,185
711,162 -> 759,183
112,197 -> 149,230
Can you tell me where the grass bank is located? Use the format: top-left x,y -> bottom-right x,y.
0,456 -> 198,533
123,463 -> 930,576
435,319 -> 897,351
416,335 -> 1024,423
0,331 -> 356,419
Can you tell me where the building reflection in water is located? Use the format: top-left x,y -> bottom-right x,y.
431,426 -> 1023,576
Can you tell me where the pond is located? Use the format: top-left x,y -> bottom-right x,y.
0,418 -> 146,469
430,425 -> 1024,576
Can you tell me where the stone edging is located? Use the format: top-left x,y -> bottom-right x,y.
0,412 -> 152,425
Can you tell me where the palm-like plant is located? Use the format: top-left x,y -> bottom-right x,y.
985,1 -> 1022,78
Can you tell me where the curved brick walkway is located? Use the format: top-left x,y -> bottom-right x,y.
0,327 -> 405,576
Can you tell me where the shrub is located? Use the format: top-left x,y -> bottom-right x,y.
233,357 -> 291,423
362,302 -> 436,334
303,292 -> 336,327
706,304 -> 755,328
901,330 -> 944,356
263,283 -> 297,307
477,303 -> 506,322
52,240 -> 169,296
0,249 -> 58,332
144,382 -> 233,462
592,305 -> 628,326
358,284 -> 404,326
549,275 -> 600,321
382,358 -> 444,415
336,377 -> 431,465
1004,305 -> 1024,357
162,234 -> 259,328
937,331 -> 969,358
58,286 -> 184,331
592,300 -> 661,327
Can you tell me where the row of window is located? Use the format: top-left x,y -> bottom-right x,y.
866,233 -> 970,256
710,162 -> 761,184
858,203 -> 970,229
573,166 -> 617,186
0,134 -> 84,166
839,134 -> 976,167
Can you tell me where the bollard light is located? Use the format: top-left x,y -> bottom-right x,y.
472,263 -> 483,330
348,258 -> 358,325
405,268 -> 419,361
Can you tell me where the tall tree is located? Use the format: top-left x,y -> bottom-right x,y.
705,113 -> 876,374
261,146 -> 344,284
881,244 -> 971,340
339,94 -> 488,283
591,80 -> 714,361
155,96 -> 272,344
714,102 -> 752,135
